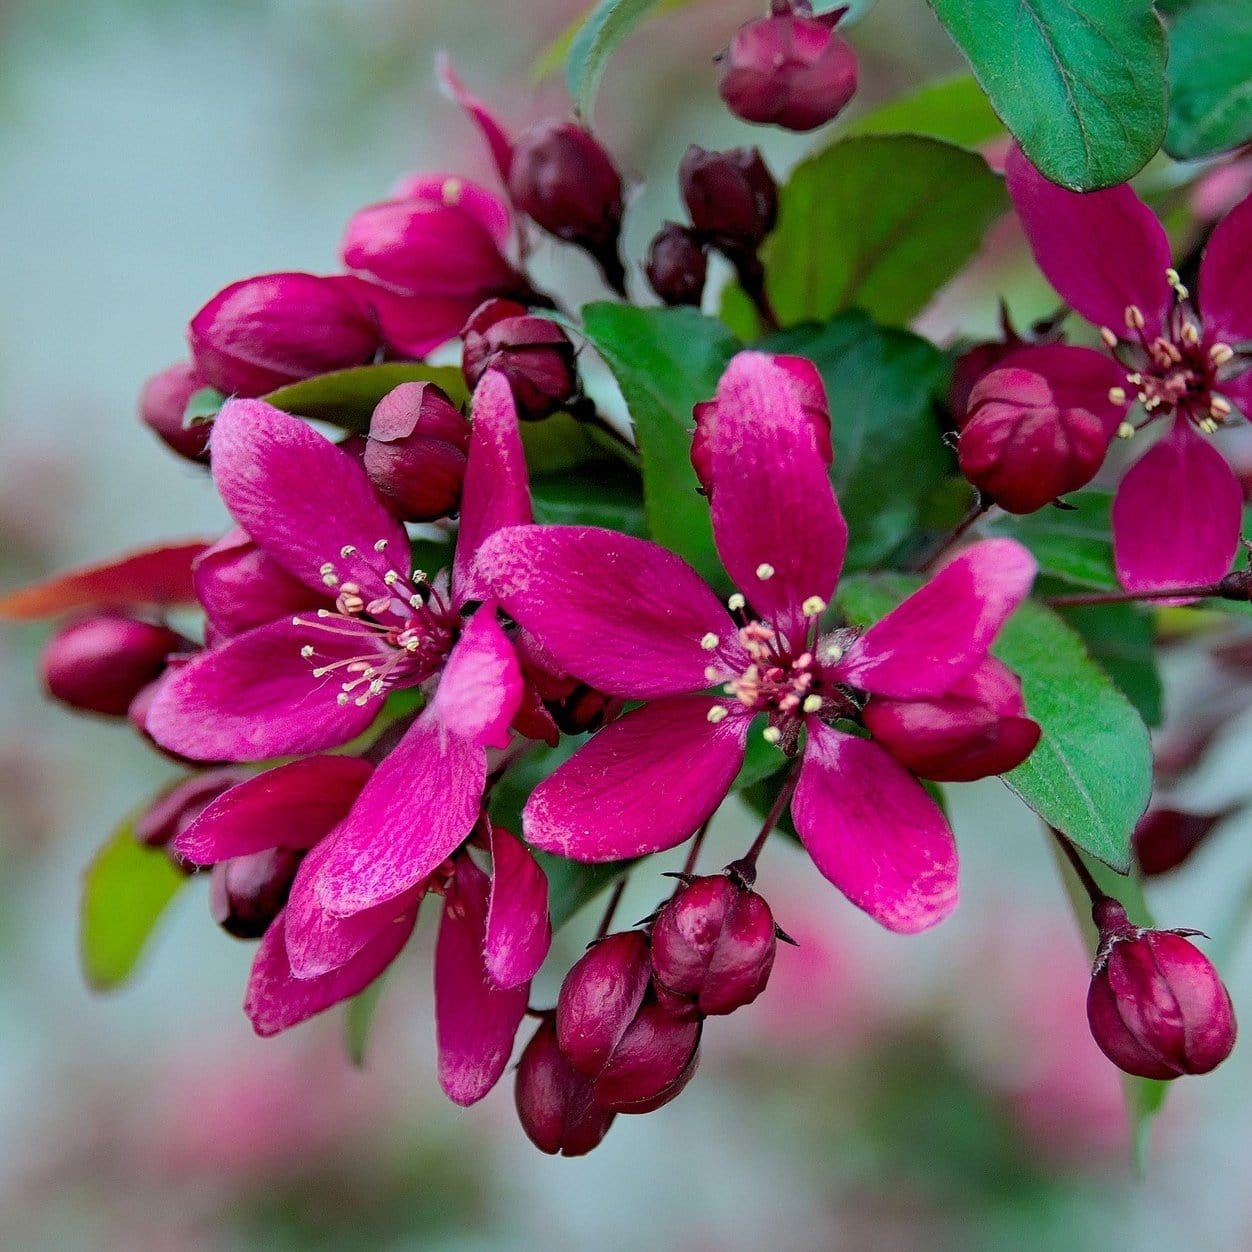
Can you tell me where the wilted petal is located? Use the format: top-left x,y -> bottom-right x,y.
485,825 -> 551,989
430,605 -> 523,750
1198,191 -> 1252,343
523,695 -> 748,860
791,723 -> 958,934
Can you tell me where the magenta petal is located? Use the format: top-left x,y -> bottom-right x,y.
837,539 -> 1037,698
703,352 -> 846,644
210,400 -> 407,599
792,723 -> 958,934
523,696 -> 748,860
314,708 -> 486,916
485,825 -> 552,989
435,54 -> 515,184
352,283 -> 480,358
1112,419 -> 1243,594
244,903 -> 417,1038
436,856 -> 530,1106
477,525 -> 743,699
453,371 -> 532,606
146,618 -> 380,761
430,605 -> 523,750
390,172 -> 512,250
1005,144 -> 1173,338
993,343 -> 1131,439
1198,191 -> 1252,343
173,756 -> 372,864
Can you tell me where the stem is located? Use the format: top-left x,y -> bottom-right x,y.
681,818 -> 713,878
595,877 -> 627,939
1045,583 -> 1222,609
908,495 -> 990,571
730,762 -> 801,884
731,252 -> 780,333
1049,826 -> 1106,907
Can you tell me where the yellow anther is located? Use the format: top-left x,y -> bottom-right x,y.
384,570 -> 400,586
1211,343 -> 1235,365
1181,322 -> 1201,345
1125,305 -> 1146,330
1211,396 -> 1233,419
755,563 -> 776,580
1166,268 -> 1190,299
340,545 -> 358,558
316,609 -> 332,618
322,573 -> 340,588
1099,327 -> 1119,349
369,680 -> 385,697
801,595 -> 827,617
300,645 -> 315,659
762,726 -> 782,744
1117,421 -> 1136,439
373,539 -> 389,552
411,569 -> 428,583
728,593 -> 746,611
442,176 -> 462,205
822,642 -> 844,664
406,639 -> 422,652
802,694 -> 823,714
1108,387 -> 1127,405
704,665 -> 722,681
706,705 -> 729,724
700,632 -> 720,650
337,693 -> 350,706
409,594 -> 425,610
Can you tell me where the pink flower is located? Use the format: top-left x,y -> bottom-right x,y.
1006,145 -> 1252,591
479,352 -> 1038,933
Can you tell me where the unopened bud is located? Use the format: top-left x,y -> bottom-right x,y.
1218,569 -> 1252,601
1087,898 -> 1237,1080
644,223 -> 708,307
679,146 -> 777,251
1133,807 -> 1230,877
209,846 -> 305,939
514,1017 -> 617,1156
461,300 -> 579,421
650,874 -> 777,1015
138,362 -> 213,463
556,930 -> 652,1077
362,382 -> 470,521
592,1000 -> 702,1113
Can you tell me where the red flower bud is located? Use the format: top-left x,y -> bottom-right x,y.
592,1001 -> 701,1113
514,1017 -> 617,1156
1133,807 -> 1231,877
138,361 -> 212,463
362,382 -> 470,521
650,875 -> 777,1016
862,657 -> 1041,783
134,769 -> 244,850
644,223 -> 708,307
556,930 -> 652,1077
718,3 -> 857,133
41,614 -> 187,717
679,146 -> 777,251
209,846 -> 305,939
1087,899 -> 1237,1080
461,299 -> 579,422
188,272 -> 382,398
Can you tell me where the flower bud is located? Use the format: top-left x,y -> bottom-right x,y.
651,874 -> 777,1016
949,339 -> 1025,423
188,272 -> 382,398
138,361 -> 212,463
514,1017 -> 617,1156
209,846 -> 305,939
362,382 -> 470,521
461,300 -> 578,422
679,146 -> 777,252
592,1001 -> 701,1113
41,614 -> 187,717
644,223 -> 708,307
507,122 -> 626,289
1133,807 -> 1230,877
718,3 -> 858,133
1087,899 -> 1237,1080
862,657 -> 1041,783
556,930 -> 652,1077
134,769 -> 244,850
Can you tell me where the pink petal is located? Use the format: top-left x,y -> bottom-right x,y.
1198,191 -> 1252,343
351,282 -> 481,358
146,618 -> 380,761
477,525 -> 744,700
0,540 -> 209,620
702,352 -> 846,645
244,902 -> 417,1038
485,825 -> 552,989
436,855 -> 530,1106
314,708 -> 486,916
1005,144 -> 1173,339
430,605 -> 524,750
173,756 -> 373,864
991,343 -> 1131,439
210,399 -> 408,600
837,539 -> 1037,698
453,370 -> 532,606
435,54 -> 515,184
1112,419 -> 1243,594
389,172 -> 512,250
791,723 -> 958,934
523,696 -> 748,860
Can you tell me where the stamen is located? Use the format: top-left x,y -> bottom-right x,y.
340,545 -> 358,558
1166,267 -> 1189,299
1125,305 -> 1145,331
728,593 -> 746,611
755,563 -> 776,581
802,694 -> 823,714
384,571 -> 400,586
1108,387 -> 1127,405
300,646 -> 314,659
321,572 -> 340,588
337,693 -> 350,706
1211,343 -> 1235,366
441,176 -> 462,205
1099,327 -> 1119,349
822,642 -> 844,664
704,665 -> 723,681
1117,422 -> 1136,439
700,632 -> 720,650
706,705 -> 729,724
373,539 -> 389,552
409,594 -> 425,610
1180,322 -> 1200,345
801,596 -> 826,616
762,726 -> 782,744
1211,396 -> 1233,419
1198,417 -> 1219,434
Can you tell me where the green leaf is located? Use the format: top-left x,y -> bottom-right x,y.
183,385 -> 227,428
81,811 -> 188,991
579,303 -> 739,586
567,0 -> 668,118
758,135 -> 1007,329
928,0 -> 1167,190
263,364 -> 468,432
846,75 -> 1004,148
1165,2 -> 1252,159
985,493 -> 1117,591
343,975 -> 388,1068
1059,602 -> 1163,727
759,313 -> 954,570
531,462 -> 647,534
536,0 -> 696,84
538,853 -> 633,930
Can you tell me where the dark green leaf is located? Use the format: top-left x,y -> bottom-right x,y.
183,385 -> 227,427
81,810 -> 188,991
519,411 -> 608,474
760,313 -> 954,569
1165,2 -> 1252,159
264,364 -> 468,432
579,303 -> 739,586
846,74 -> 1004,147
758,135 -> 1006,328
538,854 -> 634,930
530,462 -> 647,534
734,718 -> 788,791
1059,602 -> 1163,727
567,0 -> 668,118
986,493 -> 1118,591
928,0 -> 1167,190
343,975 -> 388,1068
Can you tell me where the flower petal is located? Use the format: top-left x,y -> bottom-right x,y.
1113,419 -> 1243,594
1005,144 -> 1173,339
991,343 -> 1131,439
244,902 -> 417,1038
791,723 -> 958,934
173,756 -> 373,864
453,371 -> 532,606
389,171 -> 512,250
146,618 -> 380,761
430,604 -> 523,750
352,283 -> 481,359
210,399 -> 407,600
436,855 -> 530,1106
523,696 -> 748,860
1198,190 -> 1252,343
477,525 -> 742,700
837,539 -> 1037,698
314,708 -> 486,916
485,825 -> 552,989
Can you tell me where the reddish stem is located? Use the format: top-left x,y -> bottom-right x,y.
1049,825 -> 1107,907
729,762 -> 801,885
1045,583 -> 1222,608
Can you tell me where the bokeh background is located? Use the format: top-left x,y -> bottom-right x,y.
3,2 -> 1252,1248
